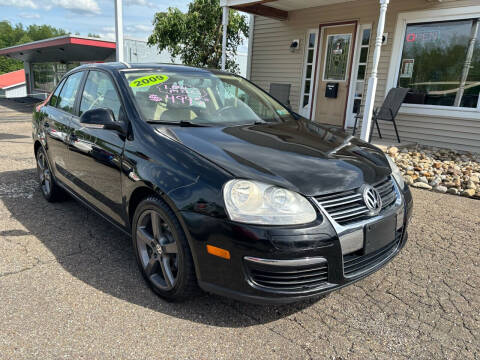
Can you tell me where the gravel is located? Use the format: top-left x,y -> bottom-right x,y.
386,145 -> 480,199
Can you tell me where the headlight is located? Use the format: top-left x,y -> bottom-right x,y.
386,155 -> 405,189
223,179 -> 317,225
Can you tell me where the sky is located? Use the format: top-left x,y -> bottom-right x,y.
0,0 -> 191,41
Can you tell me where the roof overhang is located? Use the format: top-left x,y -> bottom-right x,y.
221,0 -> 361,20
222,0 -> 448,20
0,36 -> 116,63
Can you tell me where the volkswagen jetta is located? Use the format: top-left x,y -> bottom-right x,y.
32,63 -> 413,304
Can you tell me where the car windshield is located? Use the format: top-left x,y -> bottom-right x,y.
122,70 -> 293,125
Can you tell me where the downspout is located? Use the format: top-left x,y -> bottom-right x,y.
360,0 -> 389,142
221,6 -> 229,71
454,19 -> 479,107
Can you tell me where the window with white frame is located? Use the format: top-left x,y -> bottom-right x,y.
353,27 -> 371,115
398,18 -> 480,109
299,30 -> 318,117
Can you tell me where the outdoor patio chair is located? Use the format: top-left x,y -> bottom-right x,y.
352,87 -> 410,143
269,83 -> 291,108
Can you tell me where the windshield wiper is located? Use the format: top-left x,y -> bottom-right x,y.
147,120 -> 208,127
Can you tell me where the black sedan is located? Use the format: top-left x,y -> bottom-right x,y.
32,63 -> 413,304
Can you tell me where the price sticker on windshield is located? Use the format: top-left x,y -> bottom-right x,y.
130,74 -> 169,88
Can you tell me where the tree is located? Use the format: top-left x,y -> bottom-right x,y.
0,21 -> 68,74
148,0 -> 248,73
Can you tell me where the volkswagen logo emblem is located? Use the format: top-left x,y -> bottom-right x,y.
362,185 -> 382,215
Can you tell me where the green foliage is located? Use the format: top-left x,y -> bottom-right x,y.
148,0 -> 248,73
0,21 -> 68,74
88,33 -> 101,38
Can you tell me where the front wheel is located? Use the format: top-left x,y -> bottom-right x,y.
132,196 -> 199,301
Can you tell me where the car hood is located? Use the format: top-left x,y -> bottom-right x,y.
154,119 -> 391,196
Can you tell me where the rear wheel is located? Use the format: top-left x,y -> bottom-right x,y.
36,147 -> 63,202
132,196 -> 199,301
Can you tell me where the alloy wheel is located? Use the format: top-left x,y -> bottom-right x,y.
37,151 -> 52,196
136,210 -> 179,291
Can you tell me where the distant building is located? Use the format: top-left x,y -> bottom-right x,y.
0,35 -> 177,99
0,35 -> 248,99
0,69 -> 27,98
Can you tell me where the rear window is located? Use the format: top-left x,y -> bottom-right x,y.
49,78 -> 66,107
57,72 -> 84,114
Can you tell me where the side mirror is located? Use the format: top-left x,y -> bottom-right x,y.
80,108 -> 126,134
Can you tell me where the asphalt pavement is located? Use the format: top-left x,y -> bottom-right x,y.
0,105 -> 478,359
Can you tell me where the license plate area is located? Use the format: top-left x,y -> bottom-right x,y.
364,215 -> 396,254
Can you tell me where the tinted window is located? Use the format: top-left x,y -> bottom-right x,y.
80,71 -> 122,120
49,78 -> 66,107
57,72 -> 84,114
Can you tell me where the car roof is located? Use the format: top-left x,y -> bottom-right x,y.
71,62 -> 230,76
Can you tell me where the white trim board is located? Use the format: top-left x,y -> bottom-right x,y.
386,5 -> 480,117
399,104 -> 480,121
246,14 -> 254,80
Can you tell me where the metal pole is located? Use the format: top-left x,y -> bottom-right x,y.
360,0 -> 389,142
454,19 -> 479,107
221,6 -> 229,70
115,0 -> 124,62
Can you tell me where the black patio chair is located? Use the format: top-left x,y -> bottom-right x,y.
269,83 -> 291,108
352,87 -> 410,143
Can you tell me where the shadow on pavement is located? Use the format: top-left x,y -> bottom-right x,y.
1,168 -> 322,327
0,133 -> 30,141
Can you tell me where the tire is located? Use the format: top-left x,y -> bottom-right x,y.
35,146 -> 64,202
132,196 -> 200,301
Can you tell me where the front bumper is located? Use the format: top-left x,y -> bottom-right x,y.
181,185 -> 413,304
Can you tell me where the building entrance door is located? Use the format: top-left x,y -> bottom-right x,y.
314,24 -> 355,126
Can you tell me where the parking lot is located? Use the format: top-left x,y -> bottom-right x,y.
0,100 -> 479,359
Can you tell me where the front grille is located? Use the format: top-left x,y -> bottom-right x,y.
314,176 -> 397,225
247,262 -> 328,291
343,228 -> 403,277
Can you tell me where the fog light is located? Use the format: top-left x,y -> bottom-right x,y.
206,245 -> 231,260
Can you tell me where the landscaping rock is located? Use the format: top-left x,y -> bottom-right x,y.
461,189 -> 475,197
388,147 -> 399,156
385,145 -> 480,200
447,188 -> 459,195
412,182 -> 432,190
404,175 -> 414,185
433,185 -> 447,193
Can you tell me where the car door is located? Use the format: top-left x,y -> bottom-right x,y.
43,72 -> 84,185
67,70 -> 126,226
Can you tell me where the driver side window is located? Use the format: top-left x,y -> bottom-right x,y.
80,71 -> 122,121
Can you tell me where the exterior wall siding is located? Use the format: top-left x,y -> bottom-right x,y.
249,0 -> 480,153
1,84 -> 27,98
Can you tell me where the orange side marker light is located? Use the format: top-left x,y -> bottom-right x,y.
206,245 -> 231,260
